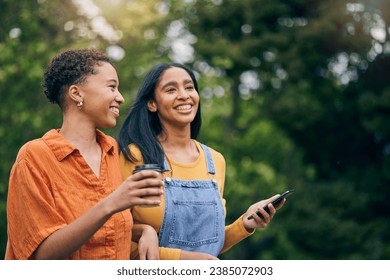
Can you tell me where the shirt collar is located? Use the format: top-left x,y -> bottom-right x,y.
42,129 -> 116,162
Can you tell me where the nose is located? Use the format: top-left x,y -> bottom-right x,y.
177,87 -> 190,100
115,90 -> 125,104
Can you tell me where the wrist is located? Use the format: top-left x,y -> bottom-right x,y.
242,215 -> 255,233
132,224 -> 156,242
98,196 -> 117,218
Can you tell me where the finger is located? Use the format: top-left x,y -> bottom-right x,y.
116,191 -> 162,208
137,186 -> 164,196
139,180 -> 164,191
125,178 -> 163,190
267,204 -> 277,219
147,251 -> 160,260
129,194 -> 162,206
251,210 -> 266,225
263,194 -> 280,205
130,170 -> 162,181
138,248 -> 146,260
122,185 -> 163,200
275,198 -> 286,210
139,198 -> 162,206
256,206 -> 271,223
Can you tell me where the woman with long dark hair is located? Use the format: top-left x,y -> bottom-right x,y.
118,63 -> 285,259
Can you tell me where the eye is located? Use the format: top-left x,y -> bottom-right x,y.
109,85 -> 116,91
166,87 -> 176,93
185,85 -> 195,90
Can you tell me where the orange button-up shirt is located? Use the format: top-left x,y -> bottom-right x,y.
6,129 -> 132,259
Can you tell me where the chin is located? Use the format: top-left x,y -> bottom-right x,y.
100,120 -> 117,129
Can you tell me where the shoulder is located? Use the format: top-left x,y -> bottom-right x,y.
119,144 -> 144,178
128,143 -> 141,154
119,143 -> 144,163
195,141 -> 225,165
14,129 -> 71,167
15,137 -> 50,164
10,136 -> 55,180
209,147 -> 225,165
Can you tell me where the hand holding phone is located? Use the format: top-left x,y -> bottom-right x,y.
247,189 -> 295,220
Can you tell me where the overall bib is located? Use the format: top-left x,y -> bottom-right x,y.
158,143 -> 225,257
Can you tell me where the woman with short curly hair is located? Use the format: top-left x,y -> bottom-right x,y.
5,48 -> 163,260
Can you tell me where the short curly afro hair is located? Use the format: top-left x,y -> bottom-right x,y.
43,48 -> 114,109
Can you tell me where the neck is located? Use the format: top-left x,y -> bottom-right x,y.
158,127 -> 198,163
158,126 -> 191,149
60,113 -> 98,151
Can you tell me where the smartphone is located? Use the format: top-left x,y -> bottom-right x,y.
247,189 -> 295,220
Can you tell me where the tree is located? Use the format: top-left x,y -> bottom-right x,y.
0,0 -> 82,257
1,0 -> 388,260
0,0 -> 169,258
164,0 -> 390,259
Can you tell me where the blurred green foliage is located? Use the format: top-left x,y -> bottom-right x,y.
0,0 -> 389,259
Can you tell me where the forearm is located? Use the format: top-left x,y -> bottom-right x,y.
33,198 -> 113,259
180,250 -> 219,260
220,216 -> 254,254
159,246 -> 182,260
33,167 -> 163,259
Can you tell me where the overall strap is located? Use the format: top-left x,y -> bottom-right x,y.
163,157 -> 170,173
162,142 -> 216,175
199,143 -> 216,175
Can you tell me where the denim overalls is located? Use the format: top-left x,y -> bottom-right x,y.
158,143 -> 225,257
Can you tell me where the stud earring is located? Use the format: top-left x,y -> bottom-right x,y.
77,101 -> 83,109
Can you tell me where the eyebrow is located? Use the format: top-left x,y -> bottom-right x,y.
161,79 -> 193,89
107,79 -> 118,84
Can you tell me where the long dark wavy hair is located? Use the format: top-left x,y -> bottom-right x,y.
117,63 -> 202,168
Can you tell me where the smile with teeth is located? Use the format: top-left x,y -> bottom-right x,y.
175,104 -> 192,111
110,107 -> 119,114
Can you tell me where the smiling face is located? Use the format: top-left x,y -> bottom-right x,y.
75,62 -> 124,128
148,66 -> 200,133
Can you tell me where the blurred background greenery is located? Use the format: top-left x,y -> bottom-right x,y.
0,0 -> 389,260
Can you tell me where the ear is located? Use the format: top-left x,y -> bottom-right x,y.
68,84 -> 83,103
147,100 -> 157,112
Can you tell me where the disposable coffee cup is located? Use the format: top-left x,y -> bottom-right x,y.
133,164 -> 162,207
133,164 -> 162,174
